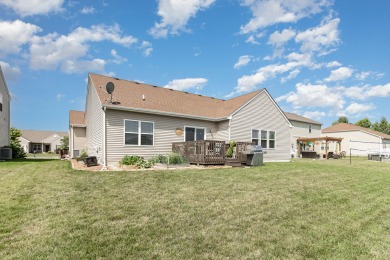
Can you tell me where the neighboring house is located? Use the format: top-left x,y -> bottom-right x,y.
70,73 -> 292,167
69,110 -> 86,158
322,123 -> 390,156
0,66 -> 11,148
284,112 -> 322,157
19,130 -> 68,153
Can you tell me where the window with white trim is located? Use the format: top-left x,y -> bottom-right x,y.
185,127 -> 205,141
309,124 -> 312,133
269,131 -> 276,149
125,120 -> 154,146
252,129 -> 259,145
261,130 -> 267,148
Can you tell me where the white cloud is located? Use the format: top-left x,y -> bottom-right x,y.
0,61 -> 21,81
29,24 -> 137,73
343,86 -> 366,100
276,83 -> 344,109
355,71 -> 370,81
326,61 -> 341,68
240,0 -> 329,34
80,6 -> 95,14
61,59 -> 106,74
234,55 -> 252,69
149,0 -> 215,38
0,0 -> 64,16
140,41 -> 153,57
164,78 -> 208,91
281,68 -> 300,83
302,110 -> 326,120
344,103 -> 375,115
295,17 -> 340,53
366,83 -> 390,98
0,20 -> 42,56
56,93 -> 65,101
268,28 -> 296,47
246,35 -> 260,45
110,49 -> 128,64
324,66 -> 353,82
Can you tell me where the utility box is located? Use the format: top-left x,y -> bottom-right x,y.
84,156 -> 98,167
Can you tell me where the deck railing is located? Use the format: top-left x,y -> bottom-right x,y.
173,140 -> 252,165
172,140 -> 226,165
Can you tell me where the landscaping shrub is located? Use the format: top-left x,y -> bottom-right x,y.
77,150 -> 88,162
120,155 -> 153,169
167,152 -> 186,164
149,152 -> 186,165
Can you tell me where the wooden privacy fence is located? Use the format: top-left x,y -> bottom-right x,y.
172,140 -> 253,165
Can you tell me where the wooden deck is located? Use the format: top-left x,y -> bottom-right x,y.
172,140 -> 252,165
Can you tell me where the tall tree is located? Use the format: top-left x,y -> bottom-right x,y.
9,127 -> 26,159
355,118 -> 372,129
332,116 -> 349,125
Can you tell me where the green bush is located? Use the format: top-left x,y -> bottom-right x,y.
77,150 -> 88,161
149,154 -> 168,164
226,141 -> 236,157
167,152 -> 186,164
149,152 -> 186,165
120,155 -> 154,169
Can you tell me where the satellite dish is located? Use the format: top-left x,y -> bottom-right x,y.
106,82 -> 115,94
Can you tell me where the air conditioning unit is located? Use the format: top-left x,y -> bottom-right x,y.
0,147 -> 12,160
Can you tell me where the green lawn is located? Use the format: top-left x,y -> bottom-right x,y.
1,158 -> 390,259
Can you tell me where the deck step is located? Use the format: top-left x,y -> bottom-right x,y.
225,158 -> 244,167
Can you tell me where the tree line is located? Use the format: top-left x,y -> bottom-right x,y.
332,116 -> 390,135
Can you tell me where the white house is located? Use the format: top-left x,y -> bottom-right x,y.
322,123 -> 390,156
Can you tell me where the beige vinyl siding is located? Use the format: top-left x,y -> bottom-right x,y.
290,120 -> 322,156
322,130 -> 383,156
215,120 -> 229,141
230,91 -> 290,161
72,127 -> 86,157
0,73 -> 10,147
105,109 -> 218,163
85,79 -> 104,162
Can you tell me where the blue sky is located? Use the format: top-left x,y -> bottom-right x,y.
1,0 -> 390,132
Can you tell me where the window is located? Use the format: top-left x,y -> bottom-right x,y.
125,120 -> 154,146
269,131 -> 276,149
309,124 -> 312,133
33,144 -> 42,152
185,127 -> 205,141
252,129 -> 259,145
261,130 -> 267,148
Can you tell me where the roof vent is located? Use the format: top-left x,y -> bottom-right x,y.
114,77 -> 120,80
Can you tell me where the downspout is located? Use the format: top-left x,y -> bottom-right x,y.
102,106 -> 107,170
227,115 -> 232,141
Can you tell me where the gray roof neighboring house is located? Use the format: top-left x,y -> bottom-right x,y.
20,130 -> 68,143
284,112 -> 322,125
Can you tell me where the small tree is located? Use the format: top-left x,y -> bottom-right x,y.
60,136 -> 69,150
355,118 -> 372,129
9,127 -> 26,159
332,116 -> 349,125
